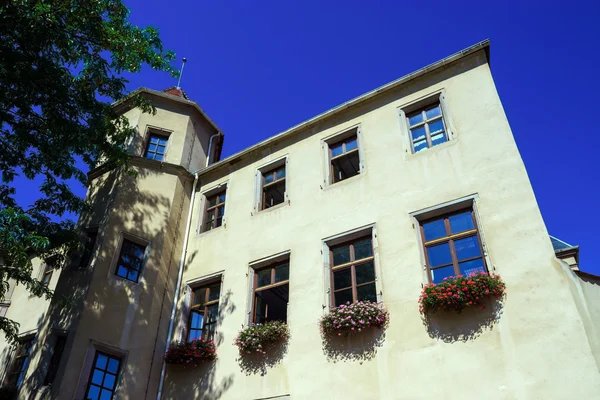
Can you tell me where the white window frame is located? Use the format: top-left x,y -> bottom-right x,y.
321,124 -> 366,188
398,89 -> 456,155
253,155 -> 289,214
321,224 -> 382,309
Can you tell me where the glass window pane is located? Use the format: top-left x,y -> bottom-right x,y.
425,105 -> 441,119
332,245 -> 351,266
95,354 -> 108,369
208,196 -> 217,207
157,145 -> 166,153
216,205 -> 225,218
454,236 -> 482,261
413,140 -> 428,153
431,132 -> 447,145
330,143 -> 344,157
218,193 -> 226,203
431,265 -> 455,283
264,173 -> 274,184
189,329 -> 202,341
459,258 -> 486,277
333,268 -> 352,289
357,283 -> 377,303
428,119 -> 444,134
190,311 -> 204,329
345,138 -> 358,151
100,389 -> 113,400
147,143 -> 157,152
103,373 -> 116,389
334,288 -> 353,306
215,216 -> 223,228
274,264 -> 289,282
257,269 -> 271,287
150,137 -> 159,144
116,265 -> 128,278
127,270 -> 139,282
408,113 -> 423,126
91,370 -> 104,385
193,288 -> 206,306
159,137 -> 168,146
423,219 -> 446,242
353,238 -> 373,260
355,261 -> 375,284
449,211 -> 474,233
107,358 -> 119,374
208,284 -> 220,301
207,304 -> 219,323
154,154 -> 163,161
411,126 -> 426,142
427,242 -> 452,267
276,167 -> 286,179
87,385 -> 101,400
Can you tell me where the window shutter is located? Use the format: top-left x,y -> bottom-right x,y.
178,286 -> 192,342
439,91 -> 454,138
358,126 -> 366,171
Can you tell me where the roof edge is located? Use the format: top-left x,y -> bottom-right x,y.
192,39 -> 490,176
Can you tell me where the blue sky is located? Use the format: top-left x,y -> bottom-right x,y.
14,0 -> 600,274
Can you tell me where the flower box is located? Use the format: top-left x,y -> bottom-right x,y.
419,272 -> 506,314
234,321 -> 290,355
320,301 -> 390,336
164,339 -> 216,365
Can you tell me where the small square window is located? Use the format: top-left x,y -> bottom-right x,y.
114,239 -> 146,283
202,190 -> 226,232
405,100 -> 450,153
85,351 -> 121,400
328,134 -> 361,184
144,134 -> 168,161
188,281 -> 221,342
261,164 -> 286,210
419,208 -> 487,283
252,260 -> 290,324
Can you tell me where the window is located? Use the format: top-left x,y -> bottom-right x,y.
144,134 -> 168,161
420,208 -> 487,283
328,133 -> 360,184
330,236 -> 377,306
44,334 -> 67,385
7,336 -> 34,387
78,229 -> 98,269
252,261 -> 289,323
188,282 -> 221,342
261,164 -> 286,210
85,352 -> 121,400
114,239 -> 146,283
202,190 -> 226,232
42,263 -> 53,287
406,102 -> 448,153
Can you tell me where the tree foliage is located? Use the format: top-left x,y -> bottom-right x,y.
0,0 -> 177,342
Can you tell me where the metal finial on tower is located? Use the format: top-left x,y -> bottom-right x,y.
176,57 -> 187,89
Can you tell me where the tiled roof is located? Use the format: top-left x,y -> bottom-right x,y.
162,86 -> 189,100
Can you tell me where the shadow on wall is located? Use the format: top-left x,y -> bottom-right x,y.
236,340 -> 288,376
421,298 -> 504,343
322,327 -> 386,364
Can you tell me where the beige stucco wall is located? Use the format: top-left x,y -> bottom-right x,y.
163,49 -> 600,399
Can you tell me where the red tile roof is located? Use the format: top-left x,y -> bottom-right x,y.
162,86 -> 189,100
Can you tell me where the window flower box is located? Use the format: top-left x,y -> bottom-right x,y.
419,272 -> 506,314
164,339 -> 216,366
320,301 -> 390,337
234,321 -> 290,355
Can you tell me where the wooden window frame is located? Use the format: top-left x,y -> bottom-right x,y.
260,165 -> 286,210
328,134 -> 360,184
251,261 -> 290,323
202,190 -> 226,232
142,128 -> 170,161
84,351 -> 122,400
7,336 -> 35,387
188,282 -> 221,342
419,208 -> 487,282
406,102 -> 448,152
329,236 -> 376,306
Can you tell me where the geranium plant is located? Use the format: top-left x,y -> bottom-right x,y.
234,320 -> 290,355
164,339 -> 217,365
419,271 -> 506,314
320,300 -> 390,336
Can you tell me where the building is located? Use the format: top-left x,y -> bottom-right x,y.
1,40 -> 599,400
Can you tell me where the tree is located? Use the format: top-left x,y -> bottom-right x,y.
0,0 -> 177,342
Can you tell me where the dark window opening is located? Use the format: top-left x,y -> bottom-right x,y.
85,352 -> 121,400
329,135 -> 360,183
144,134 -> 168,161
188,282 -> 221,342
203,191 -> 226,232
44,335 -> 67,385
7,337 -> 34,387
253,262 -> 289,323
78,230 -> 98,269
42,264 -> 53,288
261,165 -> 286,210
330,236 -> 377,306
114,239 -> 145,283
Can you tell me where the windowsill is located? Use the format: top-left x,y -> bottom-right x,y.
111,274 -> 142,287
197,225 -> 225,237
255,201 -> 289,215
323,171 -> 364,191
407,137 -> 457,159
